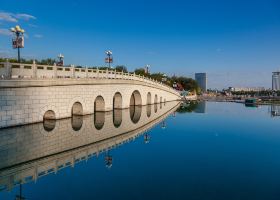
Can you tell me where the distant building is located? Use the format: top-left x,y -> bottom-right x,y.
195,73 -> 207,92
272,72 -> 280,91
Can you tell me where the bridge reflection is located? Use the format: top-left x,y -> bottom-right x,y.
0,101 -> 180,192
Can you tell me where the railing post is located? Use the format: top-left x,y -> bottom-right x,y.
122,70 -> 124,79
86,66 -> 88,78
106,68 -> 109,79
32,60 -> 37,78
71,64 -> 75,78
97,68 -> 99,79
4,59 -> 12,79
53,63 -> 57,78
114,69 -> 117,79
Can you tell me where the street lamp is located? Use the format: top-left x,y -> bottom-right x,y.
162,73 -> 167,82
57,53 -> 64,66
105,50 -> 113,69
10,25 -> 25,63
145,64 -> 150,74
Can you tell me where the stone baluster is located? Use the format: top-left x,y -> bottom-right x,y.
114,69 -> 117,79
32,60 -> 37,78
122,70 -> 124,79
4,59 -> 12,79
71,64 -> 75,78
106,68 -> 109,79
86,66 -> 88,78
53,63 -> 57,78
97,68 -> 99,79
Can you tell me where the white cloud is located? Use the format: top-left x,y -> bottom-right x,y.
34,34 -> 43,38
0,28 -> 12,36
0,12 -> 36,23
16,13 -> 36,21
0,12 -> 18,22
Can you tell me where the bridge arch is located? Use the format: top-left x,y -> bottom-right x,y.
147,92 -> 152,105
43,110 -> 56,132
95,96 -> 105,112
154,94 -> 158,104
113,92 -> 122,109
72,102 -> 83,115
130,90 -> 142,106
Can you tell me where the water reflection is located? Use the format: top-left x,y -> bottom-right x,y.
0,101 -> 180,193
94,112 -> 105,130
194,101 -> 206,113
146,105 -> 151,118
271,105 -> 280,117
72,115 -> 83,131
43,119 -> 56,132
177,101 -> 200,113
113,109 -> 122,128
130,105 -> 142,124
154,103 -> 158,113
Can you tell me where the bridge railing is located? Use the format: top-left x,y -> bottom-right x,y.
0,61 -> 177,93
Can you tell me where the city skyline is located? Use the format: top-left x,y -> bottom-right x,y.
0,0 -> 280,89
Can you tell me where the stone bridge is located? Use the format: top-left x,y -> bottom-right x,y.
0,62 -> 181,128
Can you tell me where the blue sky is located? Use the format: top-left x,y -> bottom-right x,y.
0,0 -> 280,89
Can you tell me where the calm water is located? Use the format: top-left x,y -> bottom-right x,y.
1,101 -> 280,200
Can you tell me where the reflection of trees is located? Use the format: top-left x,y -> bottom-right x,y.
176,101 -> 199,113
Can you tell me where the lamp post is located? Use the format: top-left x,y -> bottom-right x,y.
10,25 -> 25,63
145,64 -> 150,74
57,53 -> 64,66
105,50 -> 113,69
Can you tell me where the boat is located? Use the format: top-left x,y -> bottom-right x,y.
245,98 -> 259,107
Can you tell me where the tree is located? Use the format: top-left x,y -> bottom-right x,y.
115,65 -> 128,73
134,68 -> 146,76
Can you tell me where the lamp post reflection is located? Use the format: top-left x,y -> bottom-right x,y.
15,184 -> 25,200
144,132 -> 150,144
161,121 -> 166,129
105,151 -> 113,169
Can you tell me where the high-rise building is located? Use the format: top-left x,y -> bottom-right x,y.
195,73 -> 207,92
272,72 -> 280,91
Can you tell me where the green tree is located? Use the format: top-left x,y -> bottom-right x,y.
115,65 -> 128,73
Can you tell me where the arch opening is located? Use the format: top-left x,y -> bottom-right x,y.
147,92 -> 151,105
72,102 -> 83,116
113,92 -> 122,109
154,95 -> 158,104
95,96 -> 105,112
130,90 -> 142,106
43,110 -> 56,132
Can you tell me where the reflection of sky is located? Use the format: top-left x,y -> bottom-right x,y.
1,102 -> 280,199
1,0 -> 280,88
